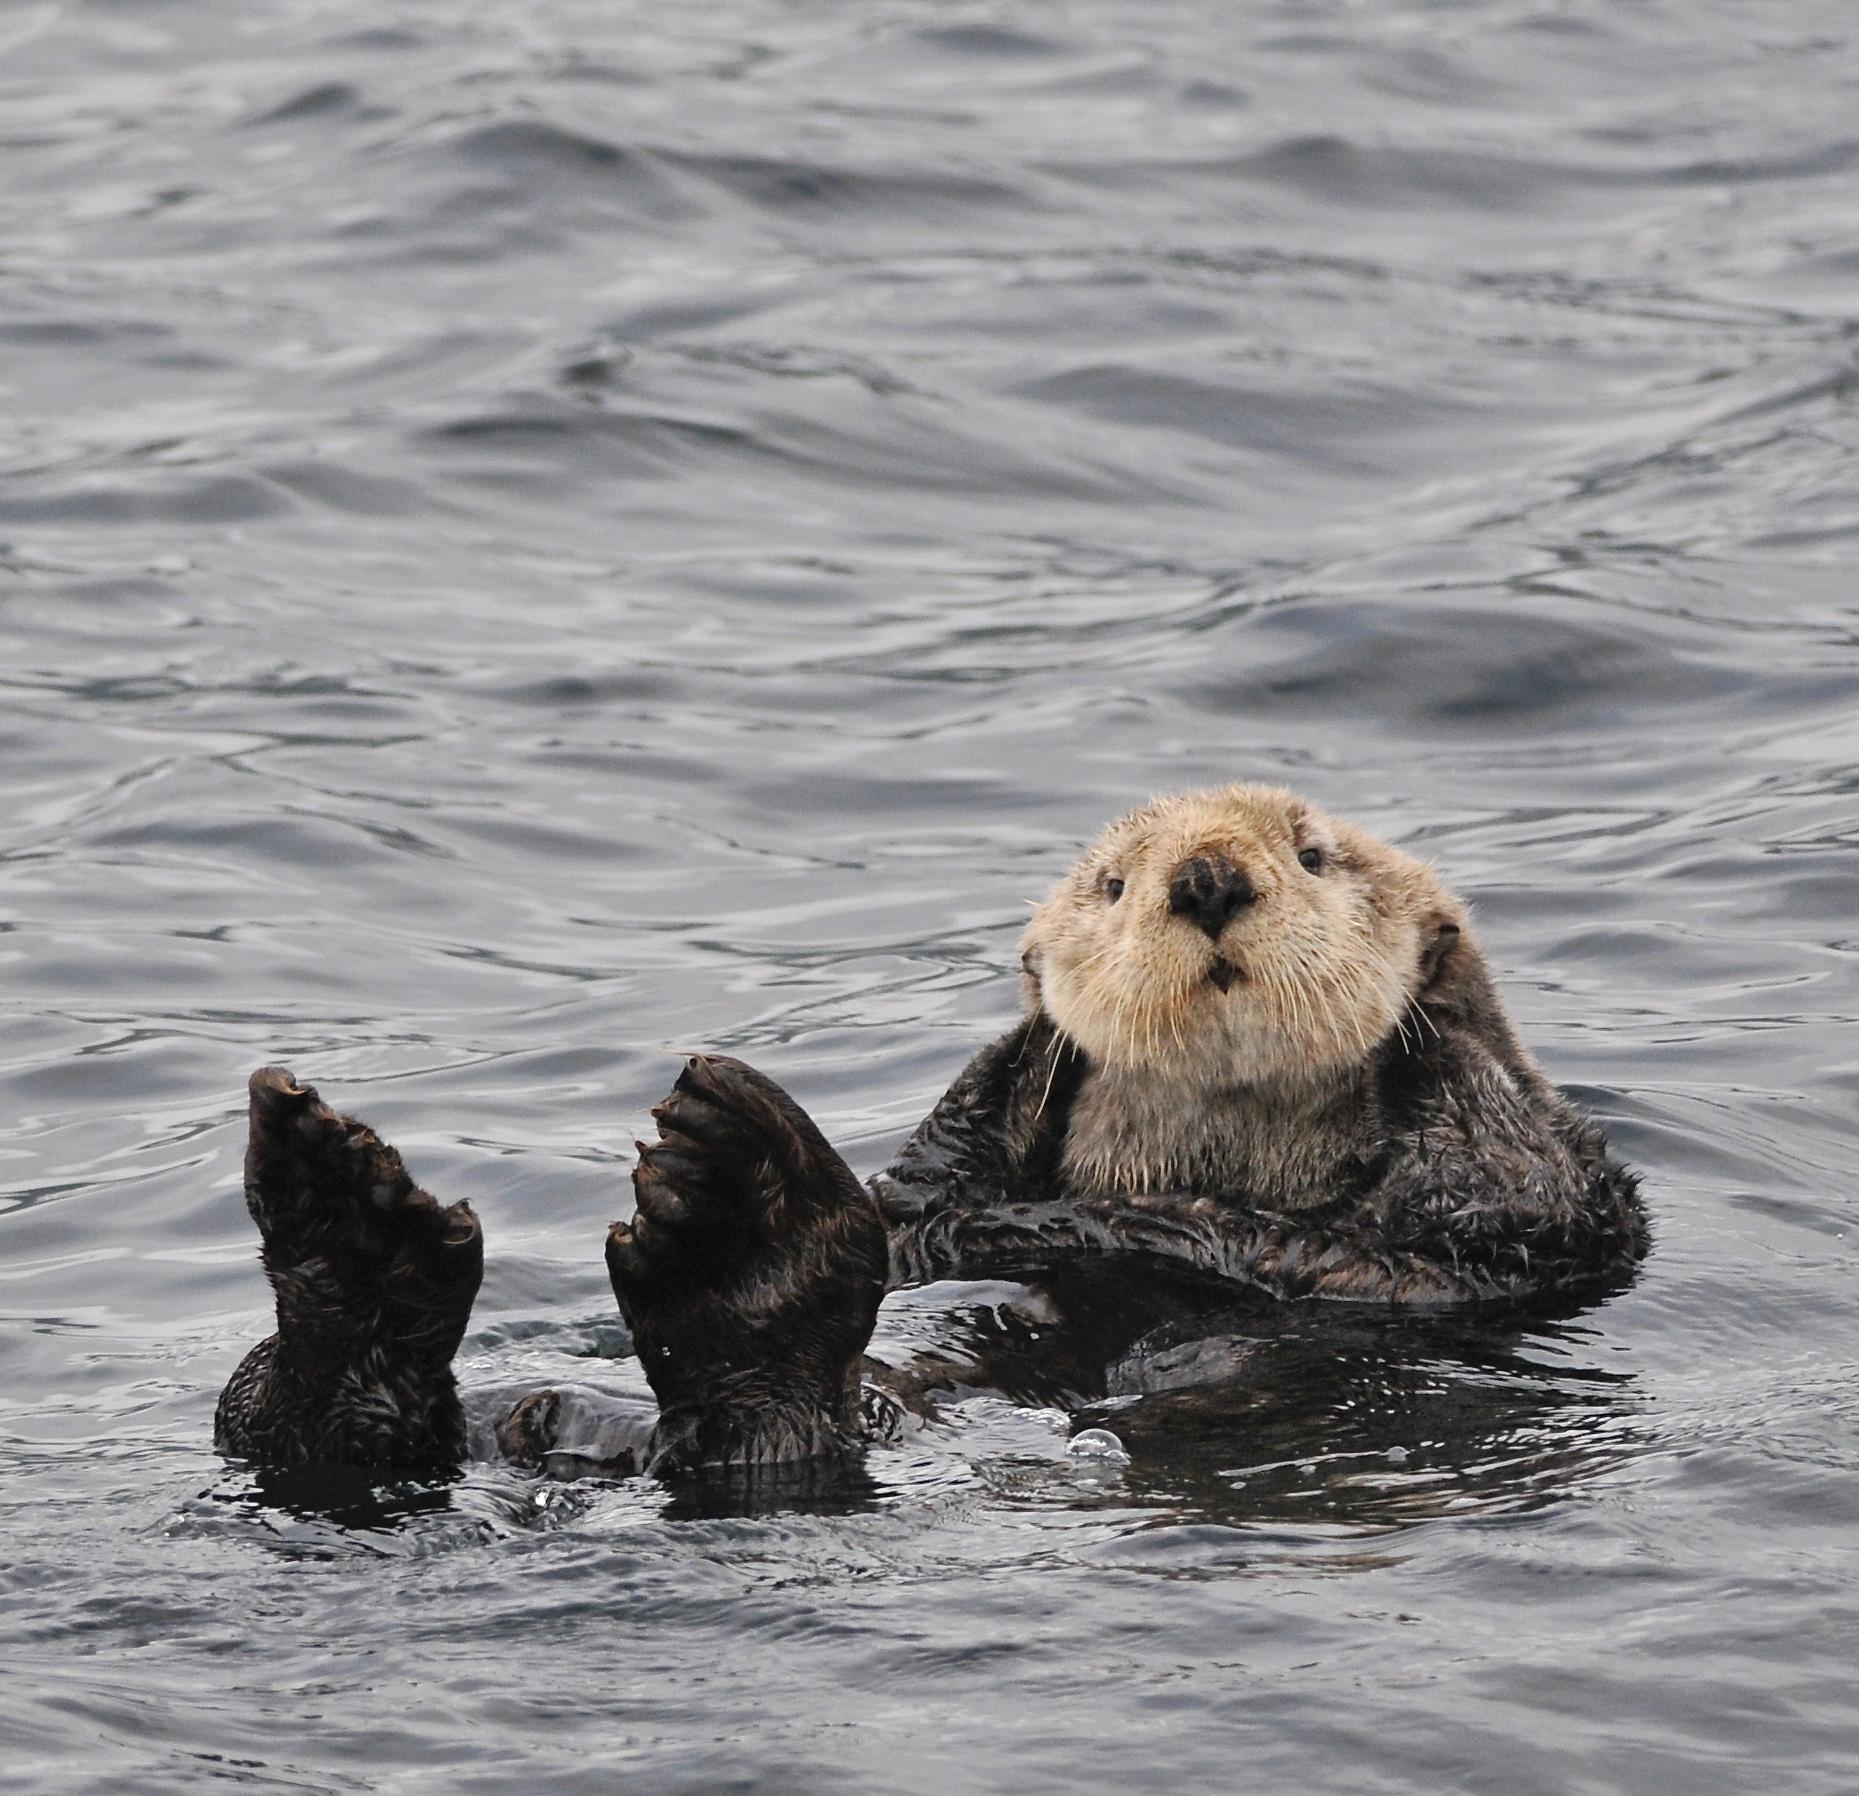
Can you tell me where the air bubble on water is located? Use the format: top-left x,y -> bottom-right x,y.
1386,1445 -> 1410,1463
1066,1428 -> 1129,1464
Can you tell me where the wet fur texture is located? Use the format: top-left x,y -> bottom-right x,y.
216,788 -> 1646,1472
214,1068 -> 482,1469
607,1055 -> 889,1471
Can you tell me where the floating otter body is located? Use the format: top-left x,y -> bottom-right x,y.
217,786 -> 1646,1474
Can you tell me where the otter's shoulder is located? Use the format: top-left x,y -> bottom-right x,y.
1360,928 -> 1648,1287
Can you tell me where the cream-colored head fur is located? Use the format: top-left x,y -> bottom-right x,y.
1021,786 -> 1462,1088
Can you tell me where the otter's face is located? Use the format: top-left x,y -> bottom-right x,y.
1021,786 -> 1451,1086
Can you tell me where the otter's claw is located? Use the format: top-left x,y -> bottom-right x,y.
249,1064 -> 312,1109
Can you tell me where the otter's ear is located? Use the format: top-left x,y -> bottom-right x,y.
1019,946 -> 1044,1012
1417,917 -> 1462,994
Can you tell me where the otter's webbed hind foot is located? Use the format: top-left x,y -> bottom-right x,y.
608,1055 -> 888,1473
215,1067 -> 484,1470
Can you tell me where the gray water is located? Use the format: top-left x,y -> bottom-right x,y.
3,0 -> 1858,1789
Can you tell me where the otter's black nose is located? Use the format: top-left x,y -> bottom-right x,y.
1168,855 -> 1256,940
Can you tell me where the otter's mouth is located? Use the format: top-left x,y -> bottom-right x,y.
1206,956 -> 1243,993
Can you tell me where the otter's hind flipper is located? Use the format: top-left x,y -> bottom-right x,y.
608,1055 -> 888,1471
215,1067 -> 483,1469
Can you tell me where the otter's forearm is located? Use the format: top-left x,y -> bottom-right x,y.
874,1179 -> 1438,1300
875,1160 -> 1639,1308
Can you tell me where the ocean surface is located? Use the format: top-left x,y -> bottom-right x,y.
3,1 -> 1857,1790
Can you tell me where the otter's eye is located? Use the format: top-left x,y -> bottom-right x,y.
1298,847 -> 1323,874
1104,876 -> 1125,903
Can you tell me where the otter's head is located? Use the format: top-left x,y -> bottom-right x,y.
1020,786 -> 1464,1087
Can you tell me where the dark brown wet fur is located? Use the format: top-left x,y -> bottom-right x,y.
606,1054 -> 890,1470
214,1067 -> 482,1469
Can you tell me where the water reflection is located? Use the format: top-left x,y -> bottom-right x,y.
909,1263 -> 1644,1531
187,1461 -> 473,1553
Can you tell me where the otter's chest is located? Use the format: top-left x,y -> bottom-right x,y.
1057,1068 -> 1369,1209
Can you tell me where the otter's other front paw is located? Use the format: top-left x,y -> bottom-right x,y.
607,1054 -> 887,1471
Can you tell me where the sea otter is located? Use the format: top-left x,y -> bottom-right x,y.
216,786 -> 1646,1474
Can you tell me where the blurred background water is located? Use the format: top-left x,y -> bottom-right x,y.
3,0 -> 1858,1790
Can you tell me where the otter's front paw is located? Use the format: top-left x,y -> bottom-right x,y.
607,1054 -> 888,1470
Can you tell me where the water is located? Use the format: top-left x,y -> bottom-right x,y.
3,0 -> 1857,1788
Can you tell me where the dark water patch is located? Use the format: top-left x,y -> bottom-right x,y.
913,24 -> 1070,63
656,148 -> 1035,224
0,473 -> 296,527
241,81 -> 377,128
557,343 -> 631,389
261,458 -> 434,518
1017,361 -> 1482,468
487,670 -> 674,708
416,395 -> 754,481
1210,133 -> 1642,213
1181,594 -> 1763,734
438,118 -> 698,222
